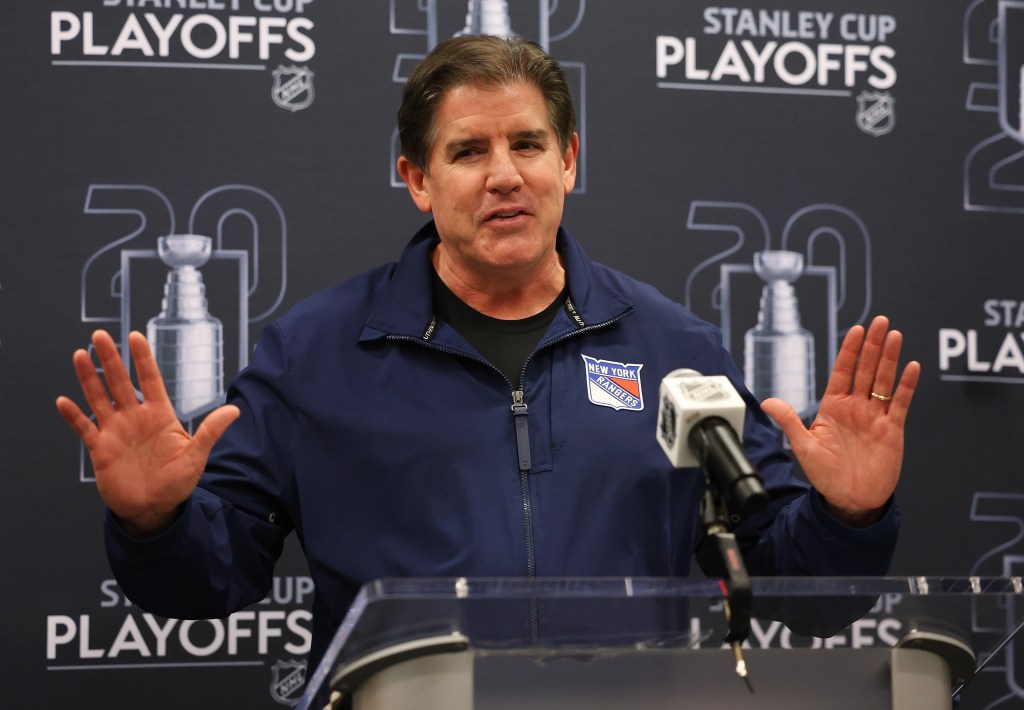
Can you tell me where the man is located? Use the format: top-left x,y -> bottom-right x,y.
56,35 -> 919,675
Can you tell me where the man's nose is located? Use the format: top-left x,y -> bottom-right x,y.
485,149 -> 524,193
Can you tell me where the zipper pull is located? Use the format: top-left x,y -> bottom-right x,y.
511,390 -> 531,472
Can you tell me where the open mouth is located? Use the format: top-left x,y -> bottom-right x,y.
487,209 -> 527,221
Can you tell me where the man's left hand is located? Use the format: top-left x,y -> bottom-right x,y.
760,315 -> 921,527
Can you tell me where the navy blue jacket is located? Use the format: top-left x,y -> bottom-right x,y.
106,222 -> 899,668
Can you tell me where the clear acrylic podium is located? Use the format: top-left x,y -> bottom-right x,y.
297,577 -> 1023,710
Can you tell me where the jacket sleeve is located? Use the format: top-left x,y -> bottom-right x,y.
740,485 -> 900,577
104,323 -> 297,618
104,491 -> 288,619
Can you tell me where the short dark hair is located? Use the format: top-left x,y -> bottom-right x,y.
398,35 -> 577,172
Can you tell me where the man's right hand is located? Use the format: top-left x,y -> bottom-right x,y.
56,330 -> 240,538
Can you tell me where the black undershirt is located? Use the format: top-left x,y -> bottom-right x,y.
431,269 -> 567,387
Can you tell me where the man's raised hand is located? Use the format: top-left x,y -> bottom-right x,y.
56,330 -> 239,537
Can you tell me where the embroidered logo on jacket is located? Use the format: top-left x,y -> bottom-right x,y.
581,355 -> 645,411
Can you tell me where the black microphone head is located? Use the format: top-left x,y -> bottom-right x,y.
732,476 -> 769,517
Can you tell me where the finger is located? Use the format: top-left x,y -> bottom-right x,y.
128,331 -> 172,407
190,405 -> 241,460
55,395 -> 99,445
91,330 -> 140,410
760,397 -> 811,452
823,325 -> 865,397
887,360 -> 921,426
868,329 -> 903,400
72,347 -> 114,421
851,316 -> 890,396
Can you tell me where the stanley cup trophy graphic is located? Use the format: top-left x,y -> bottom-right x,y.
146,235 -> 226,421
455,0 -> 515,37
743,251 -> 816,418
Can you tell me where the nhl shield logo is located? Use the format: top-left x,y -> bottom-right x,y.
855,91 -> 895,137
581,355 -> 644,411
272,65 -> 315,112
270,659 -> 307,706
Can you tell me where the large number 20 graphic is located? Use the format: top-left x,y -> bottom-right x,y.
683,200 -> 872,337
76,184 -> 288,481
80,183 -> 288,333
963,0 -> 1024,214
681,200 -> 872,419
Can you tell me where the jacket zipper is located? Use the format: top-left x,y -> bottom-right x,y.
508,311 -> 632,582
387,308 -> 632,639
387,335 -> 540,571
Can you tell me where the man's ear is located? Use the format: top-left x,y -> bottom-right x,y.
397,156 -> 432,213
561,132 -> 580,195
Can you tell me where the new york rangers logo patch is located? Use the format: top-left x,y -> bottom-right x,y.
581,355 -> 645,411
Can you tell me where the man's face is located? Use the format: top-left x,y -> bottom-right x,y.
399,81 -> 579,282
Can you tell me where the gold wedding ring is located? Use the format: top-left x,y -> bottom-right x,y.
870,391 -> 893,402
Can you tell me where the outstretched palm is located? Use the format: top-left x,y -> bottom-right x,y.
56,330 -> 239,537
760,316 -> 920,526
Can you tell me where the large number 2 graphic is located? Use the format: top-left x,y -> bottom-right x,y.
684,200 -> 872,337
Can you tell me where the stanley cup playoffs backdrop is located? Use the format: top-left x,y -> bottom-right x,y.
1,0 -> 1023,707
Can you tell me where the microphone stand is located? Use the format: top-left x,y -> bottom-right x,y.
695,477 -> 756,693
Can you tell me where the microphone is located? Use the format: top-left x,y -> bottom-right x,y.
656,369 -> 768,518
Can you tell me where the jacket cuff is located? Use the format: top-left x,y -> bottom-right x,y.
104,497 -> 195,559
808,488 -> 900,544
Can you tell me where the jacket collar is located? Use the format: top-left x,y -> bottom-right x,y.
360,221 -> 633,342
